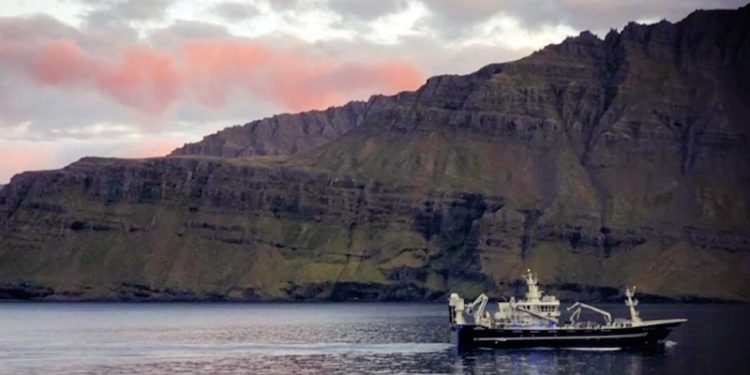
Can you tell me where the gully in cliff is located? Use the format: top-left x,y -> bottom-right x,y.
448,271 -> 686,349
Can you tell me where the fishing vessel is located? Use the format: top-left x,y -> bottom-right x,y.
448,270 -> 686,349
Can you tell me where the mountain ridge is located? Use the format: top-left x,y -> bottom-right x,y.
1,5 -> 749,302
171,5 -> 750,163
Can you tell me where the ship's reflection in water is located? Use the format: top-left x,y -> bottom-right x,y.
451,347 -> 655,374
0,303 -> 747,374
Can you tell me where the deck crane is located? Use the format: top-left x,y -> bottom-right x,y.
449,293 -> 490,325
465,293 -> 490,326
566,302 -> 613,325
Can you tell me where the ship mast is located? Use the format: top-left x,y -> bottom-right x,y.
625,286 -> 642,325
521,269 -> 542,303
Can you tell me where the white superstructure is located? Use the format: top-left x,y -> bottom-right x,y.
494,270 -> 561,328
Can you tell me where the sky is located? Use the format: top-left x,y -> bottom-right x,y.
0,0 -> 746,183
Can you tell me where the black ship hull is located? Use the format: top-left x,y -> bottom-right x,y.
450,320 -> 685,349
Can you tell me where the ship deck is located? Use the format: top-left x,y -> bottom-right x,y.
451,319 -> 686,349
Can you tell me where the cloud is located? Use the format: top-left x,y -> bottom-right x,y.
364,0 -> 430,44
425,0 -> 505,23
555,0 -> 748,32
84,0 -> 174,25
178,40 -> 423,110
210,1 -> 259,21
415,0 -> 749,41
25,40 -> 180,114
328,0 -> 402,21
0,13 -> 79,42
459,13 -> 577,50
0,36 -> 425,115
269,59 -> 423,110
149,19 -> 231,45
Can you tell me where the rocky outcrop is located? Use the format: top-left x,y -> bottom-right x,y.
170,101 -> 369,157
1,6 -> 749,301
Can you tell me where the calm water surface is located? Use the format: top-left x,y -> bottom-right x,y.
0,303 -> 747,374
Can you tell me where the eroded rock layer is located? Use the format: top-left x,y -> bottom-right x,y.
1,6 -> 749,301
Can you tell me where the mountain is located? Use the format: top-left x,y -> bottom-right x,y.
1,6 -> 749,302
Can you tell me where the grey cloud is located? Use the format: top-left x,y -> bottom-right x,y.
211,2 -> 259,22
306,32 -> 528,78
268,0 -> 302,11
84,0 -> 174,23
0,53 -> 282,143
0,12 -> 132,54
328,0 -> 403,20
172,93 -> 283,128
148,20 -> 231,46
0,70 -> 133,140
419,0 -> 750,40
81,0 -> 174,40
552,0 -> 750,33
425,0 -> 505,23
0,14 -> 79,43
417,0 -> 508,39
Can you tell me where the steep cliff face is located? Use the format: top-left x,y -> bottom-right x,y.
1,7 -> 749,301
170,101 -> 369,157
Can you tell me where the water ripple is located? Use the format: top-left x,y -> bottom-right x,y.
0,303 -> 747,374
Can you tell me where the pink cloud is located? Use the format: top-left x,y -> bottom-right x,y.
34,40 -> 93,84
29,41 -> 180,114
180,40 -> 273,109
3,38 -> 425,115
98,46 -> 180,114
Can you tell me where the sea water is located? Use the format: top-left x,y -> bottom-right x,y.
0,302 -> 747,374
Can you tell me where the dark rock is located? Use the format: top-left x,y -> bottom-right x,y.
0,282 -> 54,300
